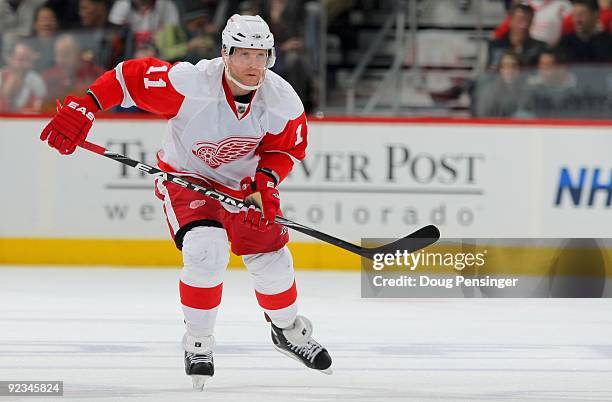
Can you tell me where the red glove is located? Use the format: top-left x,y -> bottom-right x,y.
239,205 -> 271,232
240,170 -> 281,231
40,95 -> 98,155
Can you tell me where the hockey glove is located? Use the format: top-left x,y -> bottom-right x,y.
40,94 -> 98,155
240,170 -> 281,231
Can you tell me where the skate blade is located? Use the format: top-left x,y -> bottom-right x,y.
273,345 -> 333,375
191,375 -> 211,391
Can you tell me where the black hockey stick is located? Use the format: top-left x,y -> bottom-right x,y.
81,141 -> 440,259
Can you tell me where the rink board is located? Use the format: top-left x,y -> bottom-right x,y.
0,238 -> 359,270
2,238 -> 612,281
1,116 -> 611,268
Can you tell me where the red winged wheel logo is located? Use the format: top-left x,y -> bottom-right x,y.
192,136 -> 260,169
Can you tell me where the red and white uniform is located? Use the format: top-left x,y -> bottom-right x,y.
87,56 -> 306,332
89,56 -> 307,197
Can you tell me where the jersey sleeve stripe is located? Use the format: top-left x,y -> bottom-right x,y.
260,150 -> 301,164
115,62 -> 136,108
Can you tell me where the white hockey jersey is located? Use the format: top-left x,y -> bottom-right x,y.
89,57 -> 307,197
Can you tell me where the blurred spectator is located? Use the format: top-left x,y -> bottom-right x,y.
562,0 -> 612,34
0,0 -> 46,60
176,0 -> 232,35
23,4 -> 60,71
556,0 -> 612,63
41,34 -> 104,111
46,0 -> 81,29
493,0 -> 572,46
517,50 -> 577,117
108,0 -> 180,58
261,0 -> 313,111
133,42 -> 159,58
155,3 -> 218,63
0,40 -> 46,112
0,0 -> 47,35
75,0 -> 122,69
476,52 -> 525,117
488,2 -> 549,69
324,0 -> 358,66
237,0 -> 261,15
79,0 -> 111,28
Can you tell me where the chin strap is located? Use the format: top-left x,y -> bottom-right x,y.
223,56 -> 266,91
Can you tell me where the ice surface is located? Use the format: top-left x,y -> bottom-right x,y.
1,267 -> 612,402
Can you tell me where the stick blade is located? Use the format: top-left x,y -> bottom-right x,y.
360,225 -> 441,260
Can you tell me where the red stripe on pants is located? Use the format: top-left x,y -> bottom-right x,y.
180,281 -> 223,310
255,281 -> 297,310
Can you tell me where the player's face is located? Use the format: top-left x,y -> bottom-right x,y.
227,48 -> 268,86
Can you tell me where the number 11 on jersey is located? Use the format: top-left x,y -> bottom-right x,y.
144,65 -> 169,89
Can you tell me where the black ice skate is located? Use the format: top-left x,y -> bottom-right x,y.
183,333 -> 214,390
271,315 -> 332,374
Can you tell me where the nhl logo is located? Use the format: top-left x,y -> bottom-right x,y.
253,33 -> 262,39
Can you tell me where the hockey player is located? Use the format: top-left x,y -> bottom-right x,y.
39,14 -> 332,389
